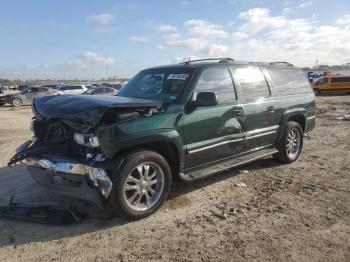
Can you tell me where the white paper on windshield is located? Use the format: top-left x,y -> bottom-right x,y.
167,74 -> 189,81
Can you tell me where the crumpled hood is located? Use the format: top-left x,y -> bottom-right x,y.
33,94 -> 162,127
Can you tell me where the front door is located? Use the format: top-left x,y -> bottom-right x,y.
182,66 -> 245,169
233,66 -> 279,151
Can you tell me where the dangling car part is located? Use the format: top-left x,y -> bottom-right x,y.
0,196 -> 86,225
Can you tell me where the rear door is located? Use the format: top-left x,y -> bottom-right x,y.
70,86 -> 82,94
23,87 -> 37,103
233,66 -> 279,151
182,66 -> 245,169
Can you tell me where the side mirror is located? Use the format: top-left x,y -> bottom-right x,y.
195,92 -> 218,107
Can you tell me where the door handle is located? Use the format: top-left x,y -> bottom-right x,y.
233,107 -> 244,116
267,105 -> 275,112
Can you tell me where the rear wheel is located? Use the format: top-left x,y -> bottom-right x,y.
274,121 -> 303,163
12,98 -> 23,107
108,150 -> 172,220
313,89 -> 320,95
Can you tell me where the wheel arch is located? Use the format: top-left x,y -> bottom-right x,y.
99,129 -> 185,176
277,109 -> 306,143
121,140 -> 181,177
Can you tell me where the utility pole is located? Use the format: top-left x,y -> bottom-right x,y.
106,53 -> 109,80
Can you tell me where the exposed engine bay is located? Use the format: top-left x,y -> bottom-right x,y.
8,106 -> 161,167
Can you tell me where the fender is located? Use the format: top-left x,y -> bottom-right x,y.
97,128 -> 185,171
276,108 -> 307,142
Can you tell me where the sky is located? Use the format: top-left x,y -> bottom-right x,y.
0,0 -> 350,80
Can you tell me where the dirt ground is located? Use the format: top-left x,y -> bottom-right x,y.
0,96 -> 349,262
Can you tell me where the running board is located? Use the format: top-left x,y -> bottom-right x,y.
180,147 -> 278,181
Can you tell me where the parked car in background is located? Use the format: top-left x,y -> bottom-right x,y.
41,84 -> 65,90
83,87 -> 117,96
5,86 -> 58,106
102,83 -> 124,90
0,90 -> 6,106
312,75 -> 350,95
56,85 -> 88,95
17,85 -> 31,91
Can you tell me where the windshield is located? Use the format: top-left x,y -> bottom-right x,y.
118,68 -> 194,103
20,88 -> 31,95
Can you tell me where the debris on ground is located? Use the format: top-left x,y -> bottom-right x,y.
235,182 -> 247,187
335,114 -> 350,121
0,196 -> 86,225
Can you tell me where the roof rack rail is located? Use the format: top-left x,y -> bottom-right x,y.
269,61 -> 294,67
179,58 -> 234,65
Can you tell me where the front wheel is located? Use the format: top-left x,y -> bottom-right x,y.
274,121 -> 303,163
12,98 -> 23,107
108,150 -> 172,220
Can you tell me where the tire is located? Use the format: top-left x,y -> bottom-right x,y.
313,89 -> 320,96
12,98 -> 23,107
108,150 -> 172,220
274,121 -> 303,163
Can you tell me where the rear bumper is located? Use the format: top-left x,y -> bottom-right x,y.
26,156 -> 113,208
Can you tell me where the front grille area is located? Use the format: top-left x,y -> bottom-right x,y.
33,120 -> 88,158
47,123 -> 67,140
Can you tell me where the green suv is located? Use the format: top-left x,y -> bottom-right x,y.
9,58 -> 316,219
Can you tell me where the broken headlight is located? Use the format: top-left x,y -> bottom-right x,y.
74,133 -> 99,148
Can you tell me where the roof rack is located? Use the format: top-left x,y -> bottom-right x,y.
179,58 -> 234,65
269,61 -> 294,67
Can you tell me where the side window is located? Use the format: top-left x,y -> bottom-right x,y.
236,67 -> 270,101
333,77 -> 350,83
267,68 -> 312,95
195,67 -> 235,104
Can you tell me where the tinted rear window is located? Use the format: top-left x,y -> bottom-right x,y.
267,68 -> 312,95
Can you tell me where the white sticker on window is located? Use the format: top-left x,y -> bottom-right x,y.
167,74 -> 189,81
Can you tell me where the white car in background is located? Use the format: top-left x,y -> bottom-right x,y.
56,85 -> 88,95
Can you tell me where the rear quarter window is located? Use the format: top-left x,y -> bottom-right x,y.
267,68 -> 312,95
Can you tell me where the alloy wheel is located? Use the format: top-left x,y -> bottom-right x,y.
286,128 -> 301,159
123,162 -> 165,212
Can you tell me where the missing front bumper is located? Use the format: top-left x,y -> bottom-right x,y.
27,157 -> 113,208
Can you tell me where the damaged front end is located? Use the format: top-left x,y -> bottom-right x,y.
8,95 -> 162,207
8,119 -> 116,207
